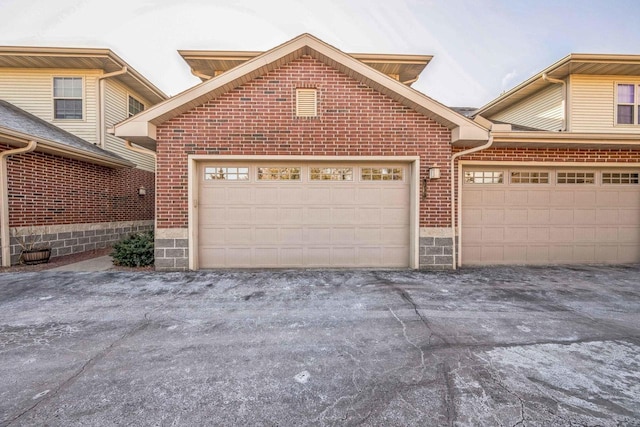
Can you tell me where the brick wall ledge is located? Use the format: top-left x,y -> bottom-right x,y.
419,227 -> 456,238
156,228 -> 188,239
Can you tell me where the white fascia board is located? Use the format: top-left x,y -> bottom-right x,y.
452,125 -> 490,143
114,120 -> 156,141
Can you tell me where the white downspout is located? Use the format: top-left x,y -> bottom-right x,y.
97,67 -> 128,147
450,135 -> 494,270
1,141 -> 38,266
542,73 -> 567,131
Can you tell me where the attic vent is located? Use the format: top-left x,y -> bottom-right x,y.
296,88 -> 317,117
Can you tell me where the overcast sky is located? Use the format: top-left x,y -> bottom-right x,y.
0,0 -> 638,107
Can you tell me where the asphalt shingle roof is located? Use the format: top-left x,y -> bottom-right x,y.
0,99 -> 128,164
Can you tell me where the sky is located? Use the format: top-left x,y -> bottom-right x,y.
0,0 -> 639,107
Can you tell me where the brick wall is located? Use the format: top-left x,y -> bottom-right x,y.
155,55 -> 453,229
2,144 -> 155,226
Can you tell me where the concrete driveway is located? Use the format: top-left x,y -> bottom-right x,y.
1,266 -> 639,426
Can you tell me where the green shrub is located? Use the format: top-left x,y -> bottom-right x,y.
110,231 -> 155,267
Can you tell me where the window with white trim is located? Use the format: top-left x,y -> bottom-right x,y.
510,171 -> 549,184
296,89 -> 317,117
204,167 -> 249,180
557,172 -> 595,184
128,95 -> 144,117
616,83 -> 640,125
310,167 -> 353,181
464,171 -> 503,184
53,77 -> 83,119
257,167 -> 301,181
602,172 -> 640,184
361,167 -> 403,181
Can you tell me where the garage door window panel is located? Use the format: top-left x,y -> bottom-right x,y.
557,172 -> 595,184
602,172 -> 640,184
310,167 -> 353,181
257,167 -> 301,181
361,167 -> 403,181
510,171 -> 549,184
204,167 -> 249,181
464,171 -> 503,184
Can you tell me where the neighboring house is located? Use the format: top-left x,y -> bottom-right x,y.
0,47 -> 167,266
465,54 -> 640,265
115,33 -> 489,270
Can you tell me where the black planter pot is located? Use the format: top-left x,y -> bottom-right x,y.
21,248 -> 52,265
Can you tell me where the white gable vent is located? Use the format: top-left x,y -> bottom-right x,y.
296,88 -> 317,117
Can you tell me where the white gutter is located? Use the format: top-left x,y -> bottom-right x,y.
542,73 -> 567,131
1,140 -> 37,266
97,67 -> 128,147
0,126 -> 133,168
450,135 -> 494,269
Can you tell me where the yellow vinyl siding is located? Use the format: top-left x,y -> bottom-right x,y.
104,79 -> 155,171
0,68 -> 99,143
570,75 -> 640,133
491,84 -> 563,131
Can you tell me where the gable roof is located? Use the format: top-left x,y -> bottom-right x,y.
0,46 -> 167,104
115,33 -> 488,149
0,100 -> 133,168
476,53 -> 640,118
179,49 -> 432,85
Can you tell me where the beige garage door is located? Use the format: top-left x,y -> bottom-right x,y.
462,166 -> 640,265
197,162 -> 410,268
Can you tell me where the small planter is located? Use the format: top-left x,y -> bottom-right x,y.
20,248 -> 52,265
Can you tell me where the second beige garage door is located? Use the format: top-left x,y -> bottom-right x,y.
197,162 -> 411,268
462,166 -> 640,265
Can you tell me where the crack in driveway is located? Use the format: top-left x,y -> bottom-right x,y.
3,288 -> 187,427
3,317 -> 151,427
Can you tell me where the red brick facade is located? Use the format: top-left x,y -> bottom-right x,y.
156,56 -> 453,229
2,144 -> 155,227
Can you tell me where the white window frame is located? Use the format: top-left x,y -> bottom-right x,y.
128,94 -> 145,117
53,76 -> 84,120
615,82 -> 640,126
